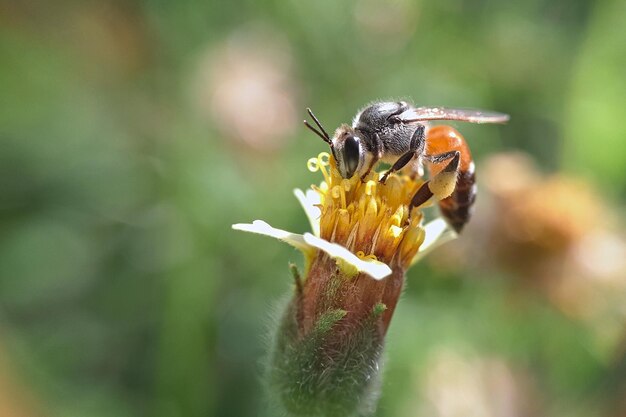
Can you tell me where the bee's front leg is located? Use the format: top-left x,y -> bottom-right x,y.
360,133 -> 383,182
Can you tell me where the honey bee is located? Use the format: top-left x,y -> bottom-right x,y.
304,101 -> 509,232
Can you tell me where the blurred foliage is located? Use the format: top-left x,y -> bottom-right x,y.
0,0 -> 625,416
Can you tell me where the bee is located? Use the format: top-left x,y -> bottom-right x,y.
304,101 -> 509,233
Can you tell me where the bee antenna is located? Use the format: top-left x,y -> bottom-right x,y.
306,107 -> 331,142
304,120 -> 332,146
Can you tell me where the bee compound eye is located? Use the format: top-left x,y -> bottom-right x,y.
343,135 -> 360,178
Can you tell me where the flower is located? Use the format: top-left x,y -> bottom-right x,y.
233,152 -> 453,279
233,152 -> 455,417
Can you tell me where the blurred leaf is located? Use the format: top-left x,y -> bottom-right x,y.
563,0 -> 626,195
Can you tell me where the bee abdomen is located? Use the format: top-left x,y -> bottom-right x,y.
424,125 -> 477,233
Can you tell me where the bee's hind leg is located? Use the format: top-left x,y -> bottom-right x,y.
409,150 -> 460,209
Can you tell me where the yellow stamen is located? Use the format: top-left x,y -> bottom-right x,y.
331,184 -> 347,209
307,152 -> 332,186
366,196 -> 378,217
356,251 -> 378,262
307,152 -> 428,269
365,180 -> 377,196
389,206 -> 404,227
334,209 -> 351,242
389,225 -> 403,238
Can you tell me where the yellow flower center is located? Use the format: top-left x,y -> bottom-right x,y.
307,152 -> 427,269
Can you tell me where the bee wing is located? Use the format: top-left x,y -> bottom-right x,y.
398,107 -> 510,124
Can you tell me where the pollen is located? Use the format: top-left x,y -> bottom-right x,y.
307,152 -> 427,269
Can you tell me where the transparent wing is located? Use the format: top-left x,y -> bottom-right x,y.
398,106 -> 510,124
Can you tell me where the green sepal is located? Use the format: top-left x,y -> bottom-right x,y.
268,299 -> 384,417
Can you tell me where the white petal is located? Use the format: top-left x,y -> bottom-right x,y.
410,218 -> 457,265
232,220 -> 312,254
294,188 -> 321,237
303,233 -> 392,280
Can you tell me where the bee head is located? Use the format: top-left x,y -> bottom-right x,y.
303,108 -> 363,179
332,125 -> 363,179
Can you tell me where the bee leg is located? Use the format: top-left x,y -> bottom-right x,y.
360,134 -> 383,182
409,151 -> 460,209
380,125 -> 425,184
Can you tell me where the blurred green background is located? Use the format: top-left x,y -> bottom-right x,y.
1,0 -> 625,416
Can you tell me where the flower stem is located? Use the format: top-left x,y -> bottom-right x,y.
268,253 -> 406,417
